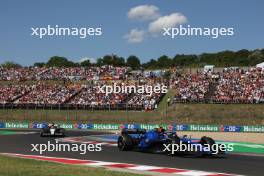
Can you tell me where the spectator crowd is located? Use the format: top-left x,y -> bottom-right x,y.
0,66 -> 264,111
171,71 -> 211,102
0,66 -> 128,81
172,67 -> 264,104
213,67 -> 264,103
0,75 -> 164,110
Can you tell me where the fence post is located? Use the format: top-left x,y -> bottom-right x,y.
126,102 -> 129,123
75,106 -> 78,122
67,104 -> 70,121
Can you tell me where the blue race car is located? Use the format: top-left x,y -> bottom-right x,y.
117,127 -> 226,157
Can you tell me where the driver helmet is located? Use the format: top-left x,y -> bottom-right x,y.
157,126 -> 165,133
48,123 -> 55,127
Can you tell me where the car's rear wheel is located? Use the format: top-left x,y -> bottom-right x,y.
200,136 -> 215,156
117,134 -> 133,151
40,129 -> 46,137
59,128 -> 66,137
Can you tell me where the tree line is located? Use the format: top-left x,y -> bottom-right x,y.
1,49 -> 264,70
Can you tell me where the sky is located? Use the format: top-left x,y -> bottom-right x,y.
0,0 -> 263,66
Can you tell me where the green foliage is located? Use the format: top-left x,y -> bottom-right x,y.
142,49 -> 264,69
142,59 -> 158,69
248,50 -> 264,65
80,59 -> 91,67
46,56 -> 78,67
96,55 -> 125,66
96,58 -> 103,66
112,56 -> 125,66
157,55 -> 172,68
0,155 -> 144,176
4,48 -> 264,69
173,54 -> 198,67
1,61 -> 22,68
127,55 -> 140,69
33,62 -> 46,67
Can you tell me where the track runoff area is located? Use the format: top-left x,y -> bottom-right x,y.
0,129 -> 263,176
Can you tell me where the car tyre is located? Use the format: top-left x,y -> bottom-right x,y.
200,136 -> 215,156
59,128 -> 66,137
166,135 -> 181,155
117,134 -> 133,151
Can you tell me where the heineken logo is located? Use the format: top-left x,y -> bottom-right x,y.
5,122 -> 28,128
243,126 -> 264,132
190,125 -> 219,131
93,124 -> 119,130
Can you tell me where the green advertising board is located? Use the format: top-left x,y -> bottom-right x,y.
93,124 -> 120,130
1,121 -> 264,133
5,122 -> 28,129
139,124 -> 168,130
58,123 -> 74,129
189,125 -> 219,132
242,126 -> 264,133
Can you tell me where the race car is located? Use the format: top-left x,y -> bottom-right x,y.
40,123 -> 65,137
117,127 -> 225,157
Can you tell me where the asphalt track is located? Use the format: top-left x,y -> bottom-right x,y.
0,130 -> 263,176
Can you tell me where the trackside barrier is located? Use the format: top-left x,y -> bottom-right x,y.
0,122 -> 264,133
0,122 -> 4,128
5,122 -> 28,129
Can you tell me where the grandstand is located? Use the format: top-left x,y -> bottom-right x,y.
0,65 -> 263,113
172,67 -> 264,104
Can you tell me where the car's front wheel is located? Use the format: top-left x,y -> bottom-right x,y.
165,135 -> 181,155
117,134 -> 133,151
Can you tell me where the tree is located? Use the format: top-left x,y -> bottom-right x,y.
98,55 -> 126,66
142,59 -> 158,69
157,55 -> 172,68
173,55 -> 198,67
80,59 -> 91,67
33,62 -> 46,67
126,55 -> 140,69
112,55 -> 125,66
1,61 -> 22,68
46,56 -> 78,67
96,58 -> 104,66
248,50 -> 264,65
101,55 -> 113,65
